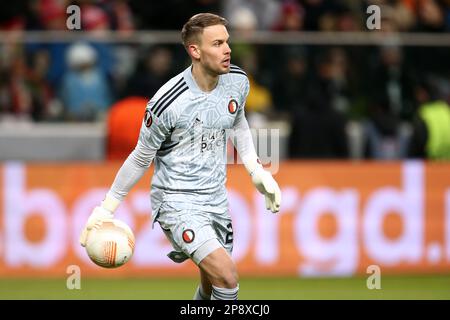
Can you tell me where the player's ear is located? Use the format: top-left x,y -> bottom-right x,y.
188,44 -> 201,60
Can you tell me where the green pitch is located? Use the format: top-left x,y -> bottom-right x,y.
0,275 -> 449,299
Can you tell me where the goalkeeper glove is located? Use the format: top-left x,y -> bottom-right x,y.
79,195 -> 121,247
250,165 -> 282,213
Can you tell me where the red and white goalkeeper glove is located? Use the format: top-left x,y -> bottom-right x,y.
79,195 -> 121,247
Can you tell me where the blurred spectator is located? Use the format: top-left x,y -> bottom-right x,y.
0,0 -> 28,30
79,2 -> 116,79
445,0 -> 450,31
229,6 -> 259,33
26,48 -> 55,121
84,0 -> 135,32
415,0 -> 446,32
368,45 -> 415,119
59,42 -> 112,121
223,0 -> 280,30
0,44 -> 53,121
0,57 -> 33,119
267,2 -> 307,115
323,47 -> 353,113
272,46 -> 309,116
110,0 -> 135,32
363,45 -> 414,159
308,48 -> 354,115
363,97 -> 411,159
38,0 -> 68,31
227,6 -> 258,64
123,45 -> 174,99
391,0 -> 416,31
81,2 -> 111,32
272,0 -> 305,31
409,76 -> 450,159
314,1 -> 360,31
300,0 -> 343,31
289,48 -> 350,158
23,0 -> 67,87
333,6 -> 361,31
288,83 -> 349,158
106,96 -> 147,160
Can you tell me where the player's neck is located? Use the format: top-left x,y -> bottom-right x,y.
191,64 -> 219,93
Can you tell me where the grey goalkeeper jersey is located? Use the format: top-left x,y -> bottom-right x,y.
107,65 -> 257,218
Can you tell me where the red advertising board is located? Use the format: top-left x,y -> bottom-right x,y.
0,161 -> 449,277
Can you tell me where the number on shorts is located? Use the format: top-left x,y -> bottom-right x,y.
225,222 -> 233,244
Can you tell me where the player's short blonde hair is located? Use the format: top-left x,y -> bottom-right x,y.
181,13 -> 228,48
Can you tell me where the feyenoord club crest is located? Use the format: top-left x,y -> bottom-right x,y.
144,110 -> 152,127
228,99 -> 238,114
182,229 -> 195,243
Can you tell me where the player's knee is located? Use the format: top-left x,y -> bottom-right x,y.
205,264 -> 238,288
218,266 -> 239,289
199,246 -> 239,288
219,275 -> 238,289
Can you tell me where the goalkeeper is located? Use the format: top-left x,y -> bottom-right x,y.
79,13 -> 281,300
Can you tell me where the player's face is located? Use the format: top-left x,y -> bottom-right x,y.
198,24 -> 231,75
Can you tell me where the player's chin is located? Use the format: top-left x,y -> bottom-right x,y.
217,63 -> 230,74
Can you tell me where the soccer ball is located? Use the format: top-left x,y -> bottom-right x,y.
85,219 -> 135,268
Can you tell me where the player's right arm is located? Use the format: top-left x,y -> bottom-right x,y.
79,100 -> 177,246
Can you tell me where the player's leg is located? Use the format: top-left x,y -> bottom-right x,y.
198,246 -> 239,300
193,268 -> 212,300
156,203 -> 237,299
195,212 -> 238,300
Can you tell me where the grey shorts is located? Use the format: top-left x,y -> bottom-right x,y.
155,202 -> 234,265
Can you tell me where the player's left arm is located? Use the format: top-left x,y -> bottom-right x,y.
231,77 -> 281,213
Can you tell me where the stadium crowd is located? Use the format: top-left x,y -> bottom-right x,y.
0,0 -> 449,159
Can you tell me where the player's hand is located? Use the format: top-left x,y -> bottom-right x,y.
79,206 -> 114,247
251,167 -> 281,213
79,195 -> 121,246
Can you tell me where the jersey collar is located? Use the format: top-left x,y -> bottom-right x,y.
183,65 -> 223,100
